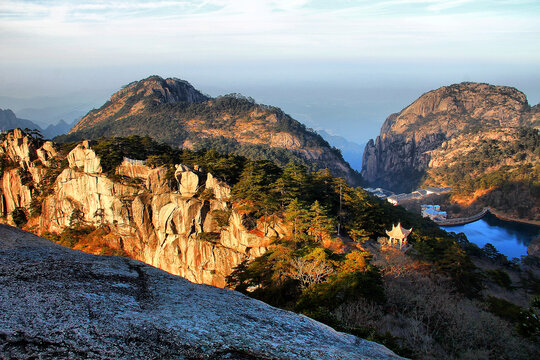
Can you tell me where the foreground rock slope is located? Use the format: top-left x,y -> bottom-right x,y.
0,224 -> 401,360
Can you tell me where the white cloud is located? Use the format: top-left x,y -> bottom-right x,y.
0,0 -> 538,67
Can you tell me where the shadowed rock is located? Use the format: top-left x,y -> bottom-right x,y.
0,224 -> 402,359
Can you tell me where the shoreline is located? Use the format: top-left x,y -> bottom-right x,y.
486,207 -> 540,227
437,207 -> 540,227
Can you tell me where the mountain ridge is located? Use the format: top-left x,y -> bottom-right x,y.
0,108 -> 43,133
0,108 -> 76,139
62,75 -> 359,184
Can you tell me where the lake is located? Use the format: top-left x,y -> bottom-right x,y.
441,212 -> 540,259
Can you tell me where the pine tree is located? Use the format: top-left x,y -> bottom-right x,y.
308,201 -> 335,243
284,198 -> 310,242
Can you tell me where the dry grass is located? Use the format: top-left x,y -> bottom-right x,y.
334,248 -> 538,359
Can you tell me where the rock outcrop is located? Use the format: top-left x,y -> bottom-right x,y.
61,75 -> 359,184
362,82 -> 539,193
0,131 -> 276,287
0,129 -> 57,217
0,128 -> 56,170
0,224 -> 402,359
66,140 -> 102,174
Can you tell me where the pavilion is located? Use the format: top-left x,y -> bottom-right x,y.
385,222 -> 412,249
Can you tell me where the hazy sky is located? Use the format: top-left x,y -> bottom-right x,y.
1,0 -> 539,143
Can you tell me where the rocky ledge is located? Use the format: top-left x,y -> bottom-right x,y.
0,224 -> 401,360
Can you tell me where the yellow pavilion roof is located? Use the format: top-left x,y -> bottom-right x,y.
385,222 -> 412,239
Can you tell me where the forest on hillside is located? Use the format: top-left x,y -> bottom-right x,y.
425,127 -> 540,219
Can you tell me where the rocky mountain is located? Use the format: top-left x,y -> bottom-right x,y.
0,224 -> 400,359
361,82 -> 539,219
41,118 -> 77,139
61,75 -> 359,184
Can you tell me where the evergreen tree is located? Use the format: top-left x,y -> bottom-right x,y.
232,160 -> 281,217
308,201 -> 335,243
274,163 -> 311,206
284,199 -> 310,242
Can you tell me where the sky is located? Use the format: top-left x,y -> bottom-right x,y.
1,0 -> 539,143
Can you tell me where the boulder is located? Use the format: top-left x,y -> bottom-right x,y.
176,164 -> 200,196
67,140 -> 102,174
0,225 -> 402,360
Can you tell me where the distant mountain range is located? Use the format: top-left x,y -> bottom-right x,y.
60,75 -> 360,184
317,130 -> 365,171
0,108 -> 76,139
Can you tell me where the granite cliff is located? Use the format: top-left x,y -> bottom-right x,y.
0,129 -> 280,287
0,224 -> 401,359
361,83 -> 539,219
62,75 -> 358,184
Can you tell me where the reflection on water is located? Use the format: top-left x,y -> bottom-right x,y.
442,213 -> 540,259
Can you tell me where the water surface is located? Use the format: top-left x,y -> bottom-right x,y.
442,213 -> 540,259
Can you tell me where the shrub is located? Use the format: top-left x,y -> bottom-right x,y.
57,226 -> 94,248
295,266 -> 384,312
486,269 -> 513,289
211,209 -> 232,229
517,296 -> 540,339
29,196 -> 43,217
11,208 -> 27,228
196,232 -> 221,243
198,188 -> 215,201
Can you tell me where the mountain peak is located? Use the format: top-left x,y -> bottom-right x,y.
112,75 -> 209,105
0,108 -> 16,117
381,82 -> 531,140
63,76 -> 360,184
70,76 -> 209,133
0,108 -> 43,133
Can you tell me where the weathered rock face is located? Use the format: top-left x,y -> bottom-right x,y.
67,140 -> 102,174
0,128 -> 56,170
116,158 -> 152,179
362,82 -> 539,192
0,132 -> 276,287
0,129 -> 56,221
0,224 -> 401,359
